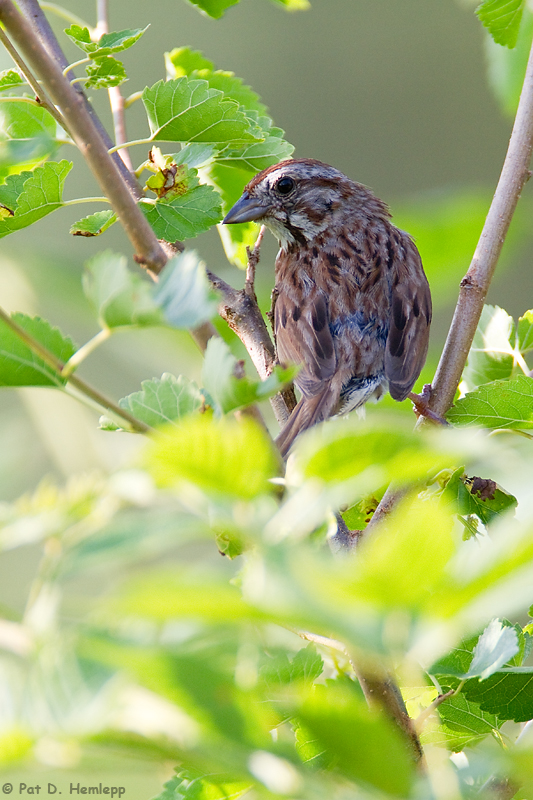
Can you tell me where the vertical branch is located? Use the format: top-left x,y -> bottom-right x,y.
428,35 -> 533,418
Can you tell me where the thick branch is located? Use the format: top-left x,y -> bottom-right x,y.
18,0 -> 141,198
428,35 -> 533,418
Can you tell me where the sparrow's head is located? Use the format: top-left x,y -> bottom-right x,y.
223,158 -> 388,249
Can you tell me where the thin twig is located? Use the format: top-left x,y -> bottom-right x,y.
414,689 -> 454,732
427,34 -> 533,419
0,0 -> 166,274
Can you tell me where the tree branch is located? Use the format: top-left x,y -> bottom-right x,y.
428,34 -> 533,418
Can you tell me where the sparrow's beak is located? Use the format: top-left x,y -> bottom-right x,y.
223,192 -> 266,224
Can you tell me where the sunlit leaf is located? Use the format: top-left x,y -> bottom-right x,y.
145,415 -> 278,499
447,374 -> 533,428
461,305 -> 517,392
0,70 -> 24,92
484,7 -> 533,115
477,0 -> 525,48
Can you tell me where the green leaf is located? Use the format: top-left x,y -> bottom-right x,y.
140,168 -> 222,241
153,771 -> 252,800
165,47 -> 215,78
83,250 -> 164,329
215,121 -> 294,173
153,250 -> 218,329
85,57 -> 127,89
70,209 -> 117,236
441,468 -> 517,527
0,313 -> 76,387
297,681 -> 413,794
462,668 -> 533,722
0,160 -> 71,237
202,337 -> 296,415
446,374 -> 533,428
269,0 -> 310,8
183,0 -> 240,19
145,414 -> 278,499
0,70 -> 24,92
466,619 -> 519,679
174,143 -> 217,169
477,0 -> 525,48
425,691 -> 502,750
64,25 -> 149,57
260,644 -> 323,686
0,99 -> 61,177
518,309 -> 533,353
196,71 -> 268,118
102,373 -> 204,431
461,305 -> 517,392
142,78 -> 262,144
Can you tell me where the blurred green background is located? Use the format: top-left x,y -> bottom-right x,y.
1,1 -> 533,795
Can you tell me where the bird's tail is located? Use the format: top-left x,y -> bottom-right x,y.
275,389 -> 336,459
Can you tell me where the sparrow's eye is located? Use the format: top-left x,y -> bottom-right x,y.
275,176 -> 295,195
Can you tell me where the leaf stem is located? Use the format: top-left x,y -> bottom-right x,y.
0,306 -> 149,433
39,2 -> 91,30
61,328 -> 112,377
108,137 -> 153,154
124,91 -> 143,109
63,57 -> 90,77
62,196 -> 110,206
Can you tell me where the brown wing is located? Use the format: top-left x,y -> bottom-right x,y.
275,288 -> 337,399
385,232 -> 432,401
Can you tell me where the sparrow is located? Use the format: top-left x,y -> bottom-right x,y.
223,159 -> 431,458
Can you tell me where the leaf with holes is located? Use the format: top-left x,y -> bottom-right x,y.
0,313 -> 76,387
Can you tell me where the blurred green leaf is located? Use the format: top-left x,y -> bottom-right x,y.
202,337 -> 296,415
154,771 -> 252,800
142,78 -> 262,143
183,0 -> 240,19
484,7 -> 533,115
145,414 -> 278,499
70,209 -> 117,236
270,0 -> 310,8
260,644 -> 323,687
467,619 -> 519,680
85,56 -> 127,89
0,160 -> 71,236
0,313 -> 76,387
165,48 -> 215,77
297,680 -> 414,794
102,373 -> 204,431
83,250 -> 164,328
209,162 -> 259,267
153,250 -> 218,329
477,0 -> 525,48
447,374 -> 533,428
0,70 -> 24,93
64,24 -> 149,57
517,309 -> 533,353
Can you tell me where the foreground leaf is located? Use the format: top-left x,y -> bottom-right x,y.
145,415 -> 278,499
0,313 -> 76,387
70,209 -> 116,236
447,374 -> 533,428
140,179 -> 222,240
